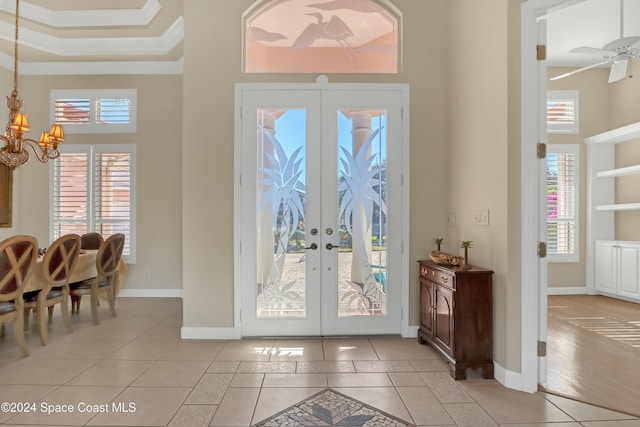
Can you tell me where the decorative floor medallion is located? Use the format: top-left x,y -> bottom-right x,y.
253,388 -> 415,427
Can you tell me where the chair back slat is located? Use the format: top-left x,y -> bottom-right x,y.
97,234 -> 125,279
43,234 -> 81,289
0,235 -> 38,300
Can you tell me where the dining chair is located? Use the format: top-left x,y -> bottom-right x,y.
23,234 -> 81,346
0,235 -> 38,357
80,232 -> 103,250
70,233 -> 125,325
72,232 -> 104,315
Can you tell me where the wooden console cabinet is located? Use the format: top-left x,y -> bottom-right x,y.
418,260 -> 494,380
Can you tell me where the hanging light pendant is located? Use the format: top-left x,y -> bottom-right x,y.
0,0 -> 63,169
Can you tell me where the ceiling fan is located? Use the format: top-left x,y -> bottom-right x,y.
550,0 -> 640,83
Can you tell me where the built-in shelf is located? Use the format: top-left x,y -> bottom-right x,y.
584,121 -> 640,145
596,203 -> 640,211
596,164 -> 640,178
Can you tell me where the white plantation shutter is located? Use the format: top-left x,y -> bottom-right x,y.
51,89 -> 136,134
546,144 -> 579,262
51,144 -> 136,262
547,90 -> 579,134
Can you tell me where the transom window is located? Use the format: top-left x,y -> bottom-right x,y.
50,89 -> 137,134
243,0 -> 401,73
547,90 -> 579,134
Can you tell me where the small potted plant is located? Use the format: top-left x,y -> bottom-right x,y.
434,237 -> 444,252
460,240 -> 473,269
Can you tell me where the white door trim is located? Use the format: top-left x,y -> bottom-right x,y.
520,0 -> 587,393
233,76 -> 411,338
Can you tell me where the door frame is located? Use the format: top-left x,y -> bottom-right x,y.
521,0 -> 587,393
233,76 -> 411,338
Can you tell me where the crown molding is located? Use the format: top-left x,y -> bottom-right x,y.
0,16 -> 184,57
0,52 -> 183,75
0,0 -> 161,27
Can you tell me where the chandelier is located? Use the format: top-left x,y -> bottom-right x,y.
0,0 -> 63,169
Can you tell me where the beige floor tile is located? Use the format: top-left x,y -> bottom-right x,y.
209,387 -> 260,426
581,422 -> 640,426
8,385 -> 123,426
410,359 -> 448,372
396,386 -> 455,425
28,338 -> 129,360
66,359 -> 154,386
543,393 -> 638,421
420,371 -> 475,403
237,361 -> 296,373
215,340 -> 274,361
322,338 -> 379,360
335,387 -> 414,423
230,373 -> 264,387
354,360 -> 415,372
0,358 -> 97,385
73,316 -> 162,341
0,384 -> 57,423
131,360 -> 209,387
327,372 -> 393,387
296,361 -> 356,373
135,326 -> 183,342
463,383 -> 573,424
252,387 -> 323,425
168,405 -> 217,427
263,373 -> 327,388
105,340 -> 177,360
184,373 -> 233,404
389,372 -> 426,386
443,402 -> 499,427
86,386 -> 191,426
269,340 -> 324,361
161,341 -> 225,360
207,361 -> 240,373
369,337 -> 436,360
502,423 -> 582,427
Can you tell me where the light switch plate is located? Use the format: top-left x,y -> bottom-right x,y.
474,209 -> 489,226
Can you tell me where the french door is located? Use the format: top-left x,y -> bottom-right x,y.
237,85 -> 406,336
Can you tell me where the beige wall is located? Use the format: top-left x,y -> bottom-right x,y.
0,73 -> 183,292
547,68 -> 609,288
445,0 -> 520,374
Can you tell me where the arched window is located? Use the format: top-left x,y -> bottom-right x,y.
244,0 -> 401,73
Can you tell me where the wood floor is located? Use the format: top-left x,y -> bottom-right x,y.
543,294 -> 640,417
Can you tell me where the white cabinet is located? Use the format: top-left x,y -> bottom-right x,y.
594,240 -> 640,301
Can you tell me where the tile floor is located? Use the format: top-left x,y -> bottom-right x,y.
0,297 -> 637,426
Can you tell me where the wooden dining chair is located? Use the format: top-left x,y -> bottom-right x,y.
70,232 -> 104,315
23,234 -> 81,346
80,232 -> 103,250
0,235 -> 38,357
70,233 -> 125,325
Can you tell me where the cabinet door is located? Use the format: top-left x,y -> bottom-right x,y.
618,244 -> 640,299
595,242 -> 617,293
434,285 -> 454,357
419,278 -> 434,339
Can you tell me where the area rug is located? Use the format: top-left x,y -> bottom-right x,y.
252,388 -> 415,426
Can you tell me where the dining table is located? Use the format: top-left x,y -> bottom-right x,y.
25,249 -> 127,296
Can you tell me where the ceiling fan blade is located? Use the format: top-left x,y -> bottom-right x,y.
550,59 -> 613,81
609,59 -> 629,82
570,46 -> 616,56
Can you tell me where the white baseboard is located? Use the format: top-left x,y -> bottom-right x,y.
118,289 -> 183,298
547,286 -> 587,295
493,360 -> 531,392
181,326 -> 240,340
403,325 -> 419,338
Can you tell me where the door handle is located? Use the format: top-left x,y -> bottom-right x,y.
325,243 -> 339,250
305,243 -> 318,250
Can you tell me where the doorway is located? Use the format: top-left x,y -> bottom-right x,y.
236,82 -> 409,337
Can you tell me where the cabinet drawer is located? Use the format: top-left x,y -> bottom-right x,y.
420,265 -> 455,289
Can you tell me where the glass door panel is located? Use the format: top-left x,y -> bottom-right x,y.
336,110 -> 388,317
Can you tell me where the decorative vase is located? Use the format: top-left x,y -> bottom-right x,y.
462,247 -> 470,270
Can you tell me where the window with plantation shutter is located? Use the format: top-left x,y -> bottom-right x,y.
50,89 -> 136,134
546,144 -> 579,262
51,144 -> 136,263
547,90 -> 579,134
